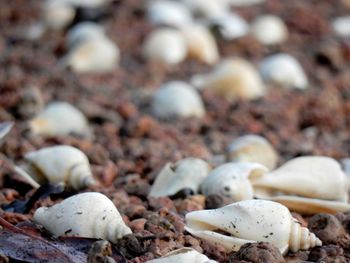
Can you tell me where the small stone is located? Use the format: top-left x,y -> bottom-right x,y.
87,240 -> 116,263
129,218 -> 147,232
308,245 -> 347,263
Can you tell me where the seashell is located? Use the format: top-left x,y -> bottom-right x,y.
142,28 -> 187,65
185,199 -> 322,254
29,101 -> 91,137
225,0 -> 265,7
152,81 -> 205,119
63,37 -> 119,73
332,16 -> 350,38
147,0 -> 192,27
191,57 -> 266,100
33,192 -> 132,242
250,15 -> 288,45
181,23 -> 219,64
200,162 -> 268,202
259,53 -> 308,89
25,145 -> 96,190
253,156 -> 348,202
208,12 -> 249,41
180,0 -> 229,19
146,247 -> 217,263
66,22 -> 105,48
42,0 -> 75,30
226,134 -> 278,170
264,195 -> 350,215
149,158 -> 211,197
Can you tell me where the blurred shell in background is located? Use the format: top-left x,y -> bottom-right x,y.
146,248 -> 217,263
66,22 -> 105,48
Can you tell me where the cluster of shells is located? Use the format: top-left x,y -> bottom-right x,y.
2,0 -> 350,262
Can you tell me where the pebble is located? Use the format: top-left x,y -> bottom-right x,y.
332,16 -> 350,38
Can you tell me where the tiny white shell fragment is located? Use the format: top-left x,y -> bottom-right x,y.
33,192 -> 132,242
227,134 -> 278,170
225,0 -> 265,6
250,15 -> 288,45
200,162 -> 268,202
63,37 -> 119,73
142,28 -> 187,65
149,158 -> 211,197
185,199 -> 321,254
66,22 -> 105,48
152,81 -> 205,119
191,57 -> 266,100
180,0 -> 229,19
146,248 -> 217,263
259,53 -> 308,89
147,0 -> 192,27
42,0 -> 75,30
25,145 -> 96,190
181,23 -> 219,64
332,16 -> 350,38
29,102 -> 91,137
209,12 -> 249,40
253,156 -> 348,202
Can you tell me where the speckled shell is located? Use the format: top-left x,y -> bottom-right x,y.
185,199 -> 321,254
63,37 -> 119,73
181,24 -> 219,64
227,134 -> 278,170
200,162 -> 268,202
250,15 -> 288,45
149,158 -> 211,197
29,101 -> 91,137
25,145 -> 96,190
33,192 -> 132,242
191,57 -> 266,100
253,156 -> 348,202
142,28 -> 187,65
152,81 -> 205,119
66,22 -> 105,48
146,248 -> 217,263
259,53 -> 308,89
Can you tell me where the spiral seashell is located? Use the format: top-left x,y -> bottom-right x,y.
146,247 -> 217,263
149,158 -> 211,197
29,101 -> 91,137
152,81 -> 205,119
142,28 -> 187,65
33,192 -> 132,242
200,162 -> 268,202
191,57 -> 266,100
25,145 -> 96,190
226,134 -> 278,170
185,199 -> 322,254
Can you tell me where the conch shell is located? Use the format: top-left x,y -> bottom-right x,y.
33,192 -> 132,242
146,248 -> 217,263
25,145 -> 96,190
185,199 -> 322,254
29,101 -> 91,137
200,162 -> 267,201
149,158 -> 211,197
226,134 -> 278,170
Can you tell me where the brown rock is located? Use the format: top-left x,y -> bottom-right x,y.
308,245 -> 347,263
129,218 -> 147,232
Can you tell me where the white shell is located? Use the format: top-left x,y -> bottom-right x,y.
142,28 -> 187,65
259,53 -> 308,89
29,101 -> 91,137
33,192 -> 132,242
250,15 -> 288,45
200,162 -> 268,202
25,145 -> 96,190
152,81 -> 205,119
63,37 -> 119,73
149,158 -> 211,197
185,199 -> 321,254
66,22 -> 105,48
208,12 -> 249,40
180,0 -> 228,19
146,248 -> 217,263
225,0 -> 265,7
181,23 -> 219,64
147,0 -> 192,27
332,16 -> 350,37
42,0 -> 75,30
253,156 -> 348,202
227,134 -> 278,170
191,57 -> 266,100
